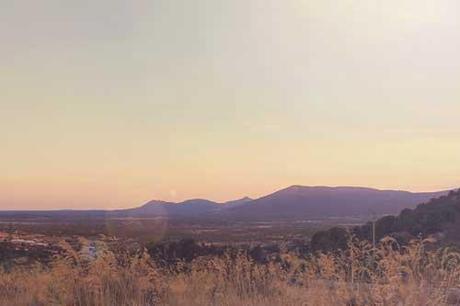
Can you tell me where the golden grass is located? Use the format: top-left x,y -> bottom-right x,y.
1,237 -> 459,306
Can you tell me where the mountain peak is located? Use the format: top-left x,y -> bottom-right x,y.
284,185 -> 377,191
222,196 -> 253,208
238,196 -> 253,201
179,199 -> 217,206
141,200 -> 173,207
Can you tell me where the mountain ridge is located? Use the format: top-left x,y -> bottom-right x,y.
222,185 -> 448,220
0,186 -> 449,220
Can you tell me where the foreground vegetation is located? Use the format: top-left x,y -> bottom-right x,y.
1,237 -> 460,306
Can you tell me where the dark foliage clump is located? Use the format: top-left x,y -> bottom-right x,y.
310,227 -> 349,252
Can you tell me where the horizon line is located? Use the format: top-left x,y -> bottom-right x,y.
0,184 -> 455,212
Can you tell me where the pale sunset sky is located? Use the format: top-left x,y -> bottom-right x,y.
2,0 -> 460,209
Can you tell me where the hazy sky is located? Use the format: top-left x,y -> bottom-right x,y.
2,0 -> 460,209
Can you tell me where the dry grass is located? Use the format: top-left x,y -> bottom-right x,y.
1,237 -> 460,306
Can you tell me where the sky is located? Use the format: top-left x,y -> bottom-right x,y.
1,0 -> 460,209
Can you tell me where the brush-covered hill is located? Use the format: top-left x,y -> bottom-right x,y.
354,188 -> 460,244
311,188 -> 460,251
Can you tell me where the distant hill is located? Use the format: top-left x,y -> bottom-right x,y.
110,197 -> 254,217
113,199 -> 220,217
224,186 -> 447,220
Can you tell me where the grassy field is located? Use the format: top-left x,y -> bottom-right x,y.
1,237 -> 459,306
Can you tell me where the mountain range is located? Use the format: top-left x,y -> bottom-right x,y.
223,186 -> 448,220
0,186 -> 448,221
